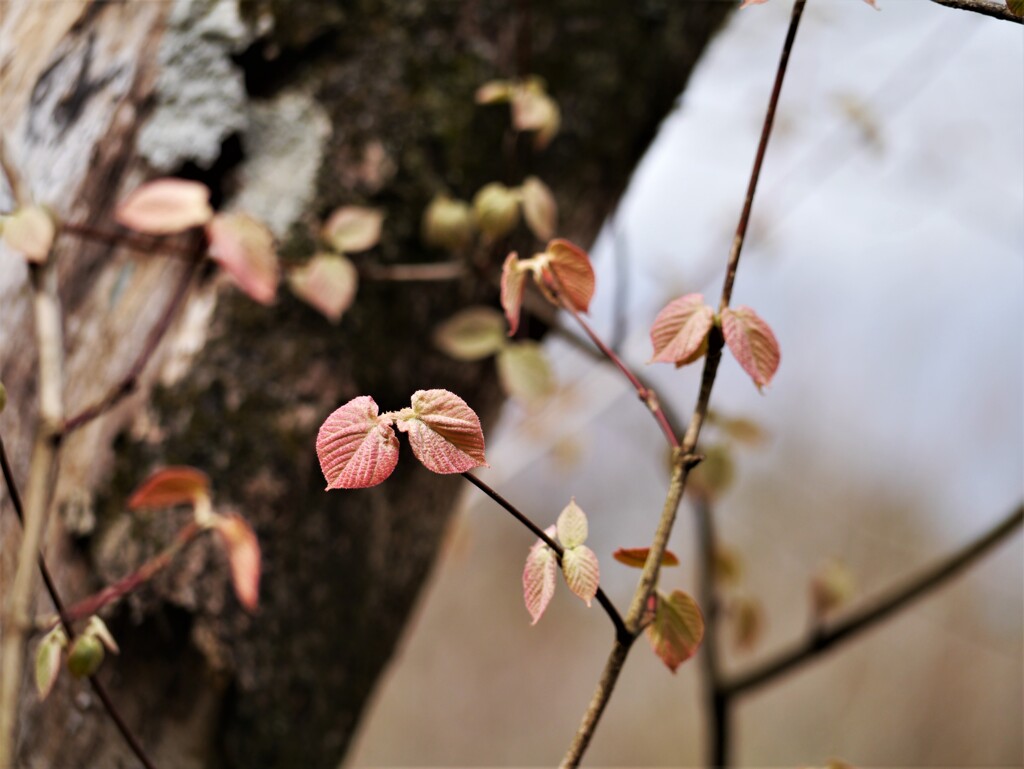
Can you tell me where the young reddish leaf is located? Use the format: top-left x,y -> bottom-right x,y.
287,252 -> 358,323
322,206 -> 384,253
496,341 -> 555,404
731,594 -> 764,652
561,545 -> 600,607
34,627 -> 67,701
738,0 -> 769,7
523,529 -> 558,624
475,79 -> 514,104
520,176 -> 557,241
612,547 -> 680,569
647,590 -> 705,673
84,616 -> 120,655
811,559 -> 856,618
206,212 -> 280,305
316,396 -> 400,489
115,178 -> 213,235
473,182 -> 521,240
543,239 -> 595,314
649,294 -> 715,366
3,205 -> 56,262
433,306 -> 506,361
555,498 -> 588,549
214,513 -> 261,611
128,466 -> 211,510
395,389 -> 487,474
422,195 -> 475,252
721,306 -> 781,390
501,252 -> 527,335
511,87 -> 561,150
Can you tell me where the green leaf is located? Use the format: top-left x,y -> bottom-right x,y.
647,590 -> 704,673
84,616 -> 119,654
561,545 -> 600,607
34,626 -> 67,701
3,204 -> 56,263
496,341 -> 555,403
322,206 -> 384,253
433,307 -> 506,361
66,634 -> 105,679
556,498 -> 588,549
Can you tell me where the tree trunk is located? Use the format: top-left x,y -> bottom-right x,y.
0,2 -> 729,766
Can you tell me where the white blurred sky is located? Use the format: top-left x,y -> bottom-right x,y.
351,2 -> 1022,765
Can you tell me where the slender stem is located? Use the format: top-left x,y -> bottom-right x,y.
1,437 -> 159,769
62,256 -> 201,435
724,502 -> 1023,698
560,3 -> 807,764
694,494 -> 729,767
928,0 -> 1023,23
59,221 -> 196,260
461,472 -> 628,642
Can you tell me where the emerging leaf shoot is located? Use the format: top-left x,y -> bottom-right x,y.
2,205 -> 56,262
322,206 -> 384,253
721,306 -> 781,390
433,307 -> 507,361
422,195 -> 475,251
496,342 -> 555,404
649,294 -> 715,367
34,626 -> 67,701
395,389 -> 487,474
473,182 -> 521,240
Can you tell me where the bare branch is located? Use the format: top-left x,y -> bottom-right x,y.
929,0 -> 1023,24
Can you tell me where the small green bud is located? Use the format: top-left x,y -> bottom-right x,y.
472,183 -> 521,240
66,634 -> 104,678
422,195 -> 474,251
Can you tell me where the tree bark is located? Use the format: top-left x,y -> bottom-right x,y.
0,2 -> 729,766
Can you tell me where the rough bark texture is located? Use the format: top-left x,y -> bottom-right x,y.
0,2 -> 729,767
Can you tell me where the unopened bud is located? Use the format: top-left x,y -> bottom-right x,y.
66,635 -> 104,678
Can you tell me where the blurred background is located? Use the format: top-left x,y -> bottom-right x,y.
348,1 -> 1023,765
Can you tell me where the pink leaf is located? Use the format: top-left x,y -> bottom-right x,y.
3,205 -> 56,262
214,513 -> 261,611
523,530 -> 558,624
612,547 -> 680,569
316,396 -> 400,489
561,545 -> 600,607
206,212 -> 280,305
721,306 -> 781,390
647,590 -> 705,673
649,294 -> 715,366
501,252 -> 527,336
520,176 -> 557,241
555,498 -> 588,549
115,178 -> 213,235
322,206 -> 384,253
738,0 -> 769,8
287,252 -> 359,323
395,389 -> 487,474
543,239 -> 594,314
127,466 -> 210,510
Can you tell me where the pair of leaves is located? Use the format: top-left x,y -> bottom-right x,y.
316,390 -> 487,490
35,617 -> 119,701
523,500 -> 601,624
649,293 -> 781,390
501,239 -> 596,335
433,307 -> 555,404
471,177 -> 557,242
128,466 -> 261,611
476,76 -> 561,150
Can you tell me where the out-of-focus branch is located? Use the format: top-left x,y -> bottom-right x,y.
929,0 -> 1023,24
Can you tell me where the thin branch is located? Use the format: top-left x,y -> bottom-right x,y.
694,494 -> 729,767
62,256 -> 201,435
59,221 -> 197,260
560,2 -> 808,764
461,472 -> 628,642
0,436 -> 159,769
724,502 -> 1024,698
928,0 -> 1023,23
359,261 -> 465,282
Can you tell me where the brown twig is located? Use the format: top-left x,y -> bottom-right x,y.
928,0 -> 1022,23
461,472 -> 629,643
59,221 -> 197,260
358,261 -> 465,282
694,494 -> 729,767
724,502 -> 1024,698
559,1 -> 808,765
0,436 -> 158,769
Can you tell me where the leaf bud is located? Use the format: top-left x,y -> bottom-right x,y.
472,183 -> 520,240
422,195 -> 474,251
66,634 -> 105,679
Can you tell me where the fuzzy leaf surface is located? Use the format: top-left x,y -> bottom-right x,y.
128,466 -> 210,510
115,179 -> 213,235
523,531 -> 558,624
316,396 -> 400,489
543,239 -> 594,313
288,252 -> 358,323
496,341 -> 555,403
500,252 -> 527,335
3,205 -> 55,262
214,513 -> 261,611
322,206 -> 384,253
647,590 -> 705,673
556,498 -> 588,549
612,547 -> 680,569
395,389 -> 487,474
206,212 -> 279,305
433,307 -> 506,361
562,545 -> 600,607
721,306 -> 780,390
649,294 -> 715,366
521,176 -> 557,241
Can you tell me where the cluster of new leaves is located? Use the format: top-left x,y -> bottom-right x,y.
522,499 -> 600,624
476,76 -> 561,150
650,294 -> 780,390
34,466 -> 260,700
501,238 -> 595,335
433,307 -> 555,405
115,178 -> 380,322
316,390 -> 487,489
